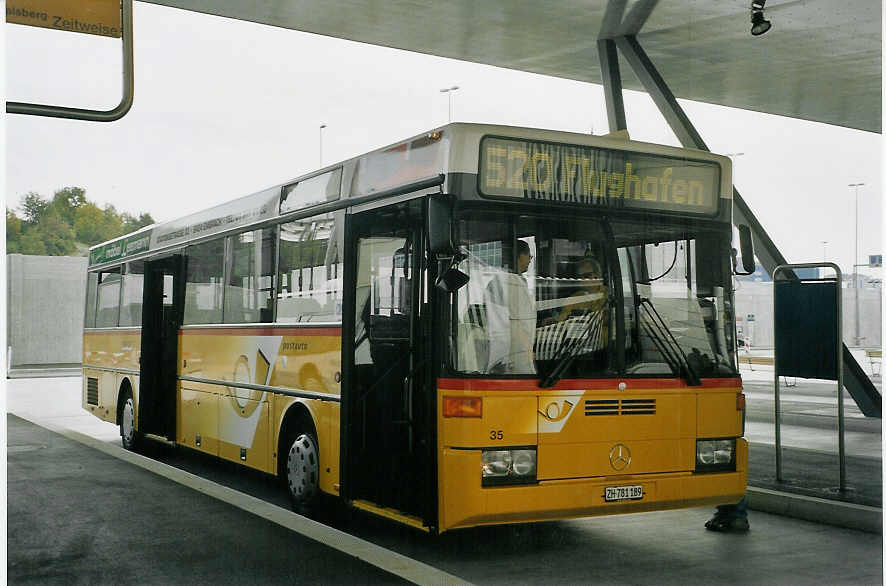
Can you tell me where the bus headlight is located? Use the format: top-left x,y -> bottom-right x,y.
695,439 -> 736,472
482,448 -> 537,486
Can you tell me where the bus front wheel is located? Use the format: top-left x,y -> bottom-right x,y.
285,430 -> 319,512
119,391 -> 140,451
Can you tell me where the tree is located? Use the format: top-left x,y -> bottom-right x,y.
12,186 -> 156,256
38,208 -> 77,256
18,228 -> 47,255
101,204 -> 124,240
122,212 -> 155,234
74,203 -> 106,245
50,186 -> 87,225
20,192 -> 49,224
6,210 -> 23,253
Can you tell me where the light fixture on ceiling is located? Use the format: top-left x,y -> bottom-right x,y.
751,0 -> 772,36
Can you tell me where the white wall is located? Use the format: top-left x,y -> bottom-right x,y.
7,254 -> 88,368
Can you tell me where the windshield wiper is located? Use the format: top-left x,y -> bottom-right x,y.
539,310 -> 605,388
638,298 -> 701,386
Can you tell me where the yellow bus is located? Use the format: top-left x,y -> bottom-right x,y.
82,123 -> 749,533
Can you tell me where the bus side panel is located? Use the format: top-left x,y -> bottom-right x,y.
179,386 -> 220,455
218,397 -> 270,472
179,327 -> 342,478
82,329 -> 141,424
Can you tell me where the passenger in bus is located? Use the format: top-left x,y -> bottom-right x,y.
485,240 -> 537,374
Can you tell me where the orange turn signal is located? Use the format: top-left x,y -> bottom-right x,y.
443,396 -> 482,418
737,392 -> 746,411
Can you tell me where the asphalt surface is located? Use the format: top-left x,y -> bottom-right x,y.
7,414 -> 405,585
6,372 -> 883,585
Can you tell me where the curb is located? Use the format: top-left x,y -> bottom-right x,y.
747,486 -> 882,534
7,368 -> 82,379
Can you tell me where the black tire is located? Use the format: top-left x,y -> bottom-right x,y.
119,390 -> 140,451
284,428 -> 320,512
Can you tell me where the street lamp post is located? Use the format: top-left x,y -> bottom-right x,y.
849,182 -> 865,346
439,86 -> 459,123
319,123 -> 327,167
821,241 -> 828,261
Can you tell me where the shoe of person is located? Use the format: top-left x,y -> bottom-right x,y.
705,516 -> 750,532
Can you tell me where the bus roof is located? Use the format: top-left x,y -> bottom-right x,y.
88,123 -> 731,268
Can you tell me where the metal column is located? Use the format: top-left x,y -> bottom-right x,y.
597,39 -> 626,132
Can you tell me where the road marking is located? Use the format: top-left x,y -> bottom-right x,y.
13,412 -> 471,586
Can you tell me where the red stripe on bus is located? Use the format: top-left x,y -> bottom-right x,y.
437,377 -> 742,391
179,327 -> 342,337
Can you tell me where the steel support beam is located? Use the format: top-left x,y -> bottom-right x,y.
611,34 -> 880,417
614,35 -> 707,149
597,39 -> 626,132
618,0 -> 660,36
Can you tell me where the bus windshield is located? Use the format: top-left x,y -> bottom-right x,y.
449,211 -> 737,379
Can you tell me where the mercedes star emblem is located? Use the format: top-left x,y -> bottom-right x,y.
609,444 -> 632,471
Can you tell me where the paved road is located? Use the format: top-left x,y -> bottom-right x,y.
7,376 -> 883,585
7,415 -> 406,585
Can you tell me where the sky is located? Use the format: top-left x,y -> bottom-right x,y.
4,2 -> 883,279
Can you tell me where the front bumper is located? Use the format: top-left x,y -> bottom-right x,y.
439,438 -> 748,532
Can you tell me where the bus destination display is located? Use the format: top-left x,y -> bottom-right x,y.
479,136 -> 721,215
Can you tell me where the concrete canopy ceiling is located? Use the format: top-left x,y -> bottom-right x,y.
144,0 -> 882,133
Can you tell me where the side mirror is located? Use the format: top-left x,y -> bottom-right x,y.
435,253 -> 470,292
738,225 -> 755,274
428,196 -> 455,256
436,267 -> 469,292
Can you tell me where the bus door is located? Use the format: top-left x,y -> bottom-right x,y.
342,200 -> 434,523
138,254 -> 184,440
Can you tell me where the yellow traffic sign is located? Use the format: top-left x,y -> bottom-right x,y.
6,0 -> 121,38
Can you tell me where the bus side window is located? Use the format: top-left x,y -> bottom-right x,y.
95,268 -> 122,328
119,261 -> 145,327
84,272 -> 98,328
224,228 -> 276,324
183,239 -> 225,325
277,213 -> 341,323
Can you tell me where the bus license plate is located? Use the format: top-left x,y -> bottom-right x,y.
605,485 -> 643,502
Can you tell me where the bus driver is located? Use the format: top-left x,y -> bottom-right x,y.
556,256 -> 609,350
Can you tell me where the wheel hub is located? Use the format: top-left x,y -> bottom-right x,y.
122,398 -> 135,443
287,434 -> 318,503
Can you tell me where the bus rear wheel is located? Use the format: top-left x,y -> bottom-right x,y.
119,391 -> 140,451
285,430 -> 319,512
